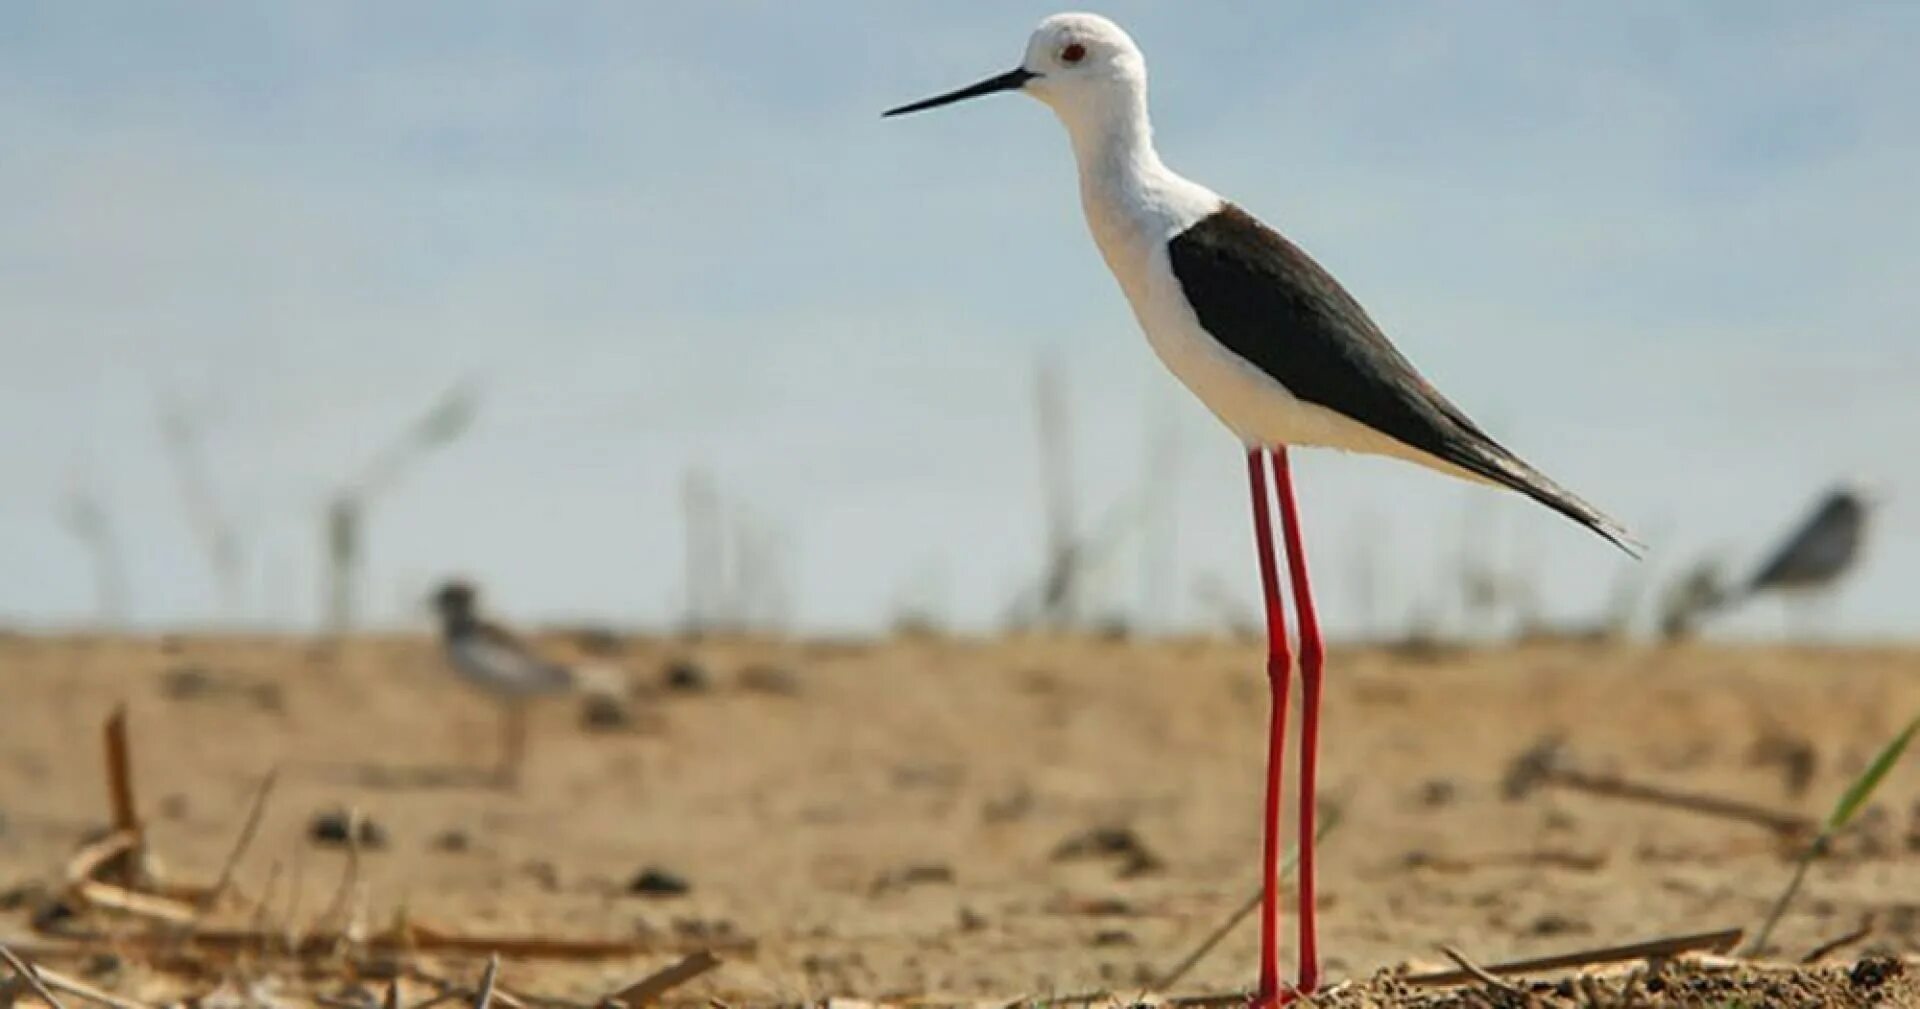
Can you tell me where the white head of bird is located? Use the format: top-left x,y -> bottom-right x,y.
1023,15 -> 1147,124
886,14 -> 1151,151
885,12 -> 1212,267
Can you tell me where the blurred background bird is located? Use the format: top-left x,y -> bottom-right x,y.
431,579 -> 575,788
1658,483 -> 1880,641
1740,484 -> 1879,637
1746,485 -> 1875,596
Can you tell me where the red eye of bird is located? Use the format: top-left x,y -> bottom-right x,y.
1061,43 -> 1086,64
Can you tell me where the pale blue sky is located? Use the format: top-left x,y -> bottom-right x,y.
2,4 -> 1916,637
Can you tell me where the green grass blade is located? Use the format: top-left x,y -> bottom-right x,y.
1748,713 -> 1918,956
1825,715 -> 1920,832
1151,803 -> 1346,992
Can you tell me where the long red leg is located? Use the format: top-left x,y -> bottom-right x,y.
1245,448 -> 1292,1007
1271,446 -> 1323,994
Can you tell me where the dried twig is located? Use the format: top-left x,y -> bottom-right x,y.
1800,914 -> 1874,964
398,923 -> 754,959
408,991 -> 475,1009
21,967 -> 149,1009
1154,805 -> 1343,991
281,845 -> 308,955
1155,889 -> 1260,995
608,951 -> 722,1008
197,768 -> 281,917
0,947 -> 70,1009
70,881 -> 196,925
246,859 -> 284,959
13,924 -> 747,966
63,829 -> 183,928
1015,991 -> 1108,1008
472,955 -> 500,1009
1403,928 -> 1743,986
1435,945 -> 1528,998
63,831 -> 138,888
101,708 -> 143,889
478,990 -> 534,1009
497,989 -> 598,1009
1506,737 -> 1812,839
1543,769 -> 1811,838
316,807 -> 365,942
1163,994 -> 1255,1008
401,970 -> 537,1009
1402,848 -> 1605,873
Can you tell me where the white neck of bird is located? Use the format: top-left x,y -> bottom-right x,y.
1060,89 -> 1166,203
1053,83 -> 1222,249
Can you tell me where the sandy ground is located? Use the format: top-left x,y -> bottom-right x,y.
0,633 -> 1917,1005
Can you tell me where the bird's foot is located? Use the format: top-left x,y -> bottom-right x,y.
1245,984 -> 1301,1009
1294,964 -> 1319,1001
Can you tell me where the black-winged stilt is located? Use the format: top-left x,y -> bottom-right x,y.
1747,486 -> 1873,597
1742,484 -> 1875,636
885,13 -> 1638,1001
431,580 -> 574,788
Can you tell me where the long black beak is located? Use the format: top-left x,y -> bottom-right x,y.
883,68 -> 1037,117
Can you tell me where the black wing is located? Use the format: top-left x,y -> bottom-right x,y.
1168,205 -> 1638,555
1747,491 -> 1866,591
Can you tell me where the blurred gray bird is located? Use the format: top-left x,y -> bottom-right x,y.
431,579 -> 573,788
1745,485 -> 1876,596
